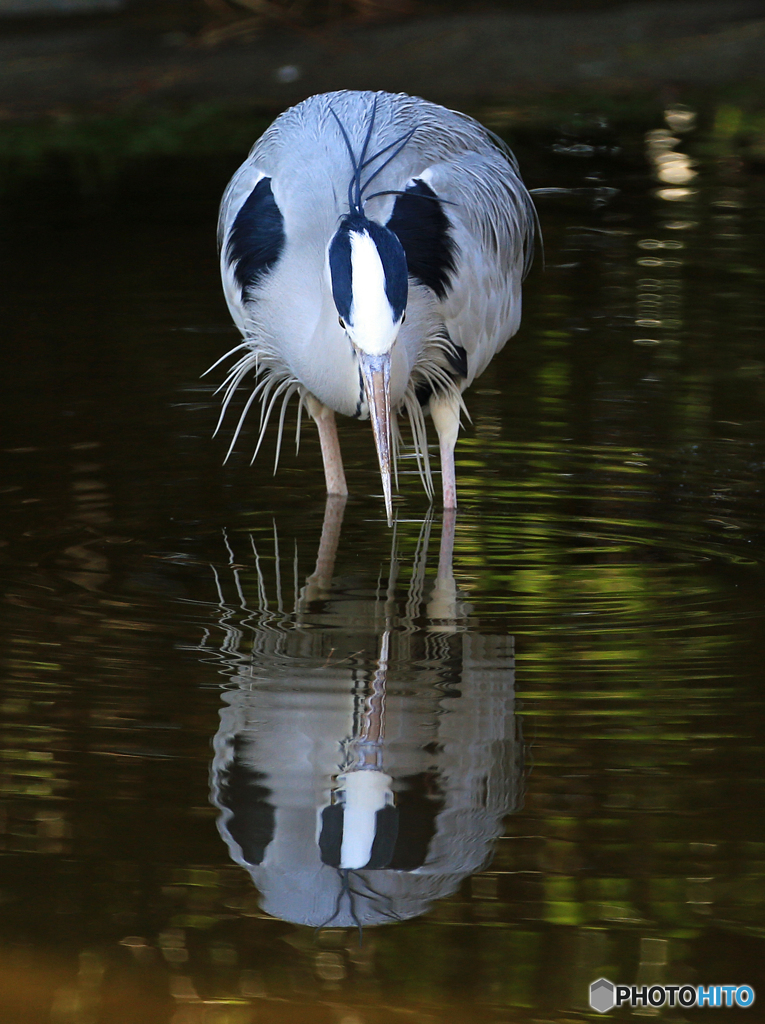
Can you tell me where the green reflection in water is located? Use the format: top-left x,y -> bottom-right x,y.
0,97 -> 765,1021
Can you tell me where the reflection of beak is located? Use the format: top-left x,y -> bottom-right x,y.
358,351 -> 392,524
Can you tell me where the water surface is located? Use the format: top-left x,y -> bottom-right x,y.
1,101 -> 765,1022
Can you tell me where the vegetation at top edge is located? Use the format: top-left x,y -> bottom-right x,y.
0,104 -> 272,195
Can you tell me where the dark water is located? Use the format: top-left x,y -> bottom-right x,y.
1,102 -> 765,1022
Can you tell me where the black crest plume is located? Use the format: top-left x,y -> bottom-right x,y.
329,96 -> 417,216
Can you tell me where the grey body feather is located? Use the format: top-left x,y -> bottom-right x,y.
214,90 -> 536,494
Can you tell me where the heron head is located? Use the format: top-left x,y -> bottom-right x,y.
328,213 -> 407,354
329,214 -> 408,523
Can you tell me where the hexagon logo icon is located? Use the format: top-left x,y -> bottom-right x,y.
590,978 -> 616,1013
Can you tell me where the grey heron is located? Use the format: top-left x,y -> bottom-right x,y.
213,90 -> 535,520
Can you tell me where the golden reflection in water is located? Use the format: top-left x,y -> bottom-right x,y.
631,106 -> 699,351
645,125 -> 697,187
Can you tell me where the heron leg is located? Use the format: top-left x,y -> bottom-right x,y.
430,396 -> 460,510
427,508 -> 461,627
305,395 -> 348,497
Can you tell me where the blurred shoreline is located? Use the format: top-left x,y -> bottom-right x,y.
1,0 -> 764,119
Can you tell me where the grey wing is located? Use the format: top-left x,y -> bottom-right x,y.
418,149 -> 536,384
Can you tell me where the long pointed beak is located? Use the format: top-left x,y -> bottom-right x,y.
358,352 -> 393,524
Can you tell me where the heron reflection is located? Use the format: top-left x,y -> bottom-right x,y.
204,500 -> 523,928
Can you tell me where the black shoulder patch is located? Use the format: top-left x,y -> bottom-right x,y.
226,177 -> 285,301
386,179 -> 456,299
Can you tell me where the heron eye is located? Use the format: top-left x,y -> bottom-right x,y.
338,317 -> 346,329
